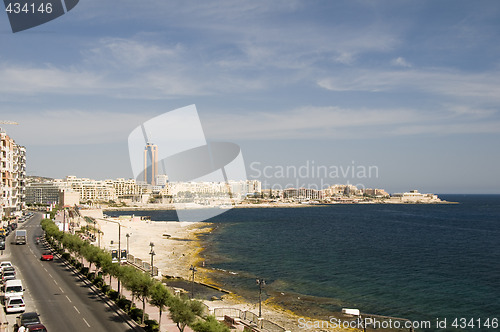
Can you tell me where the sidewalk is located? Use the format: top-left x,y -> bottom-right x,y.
81,259 -> 194,332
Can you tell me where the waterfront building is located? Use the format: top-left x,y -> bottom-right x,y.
65,176 -> 117,202
1,130 -> 26,218
25,180 -> 68,205
363,188 -> 390,197
283,187 -> 323,201
390,190 -> 441,203
144,142 -> 158,186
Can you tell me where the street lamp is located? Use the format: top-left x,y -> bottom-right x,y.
126,233 -> 130,256
107,219 -> 122,293
189,265 -> 197,298
149,242 -> 155,277
256,278 -> 266,317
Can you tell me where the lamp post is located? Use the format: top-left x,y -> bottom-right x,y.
189,265 -> 197,298
107,219 -> 122,294
256,278 -> 266,317
149,242 -> 155,277
126,233 -> 130,256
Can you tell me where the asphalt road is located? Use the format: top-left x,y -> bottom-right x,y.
3,212 -> 142,332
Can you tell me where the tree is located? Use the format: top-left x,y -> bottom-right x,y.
191,315 -> 230,332
168,295 -> 204,332
149,282 -> 172,327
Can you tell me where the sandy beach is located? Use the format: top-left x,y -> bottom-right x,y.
83,210 -> 311,331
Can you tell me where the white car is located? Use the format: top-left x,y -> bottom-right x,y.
0,261 -> 13,273
5,296 -> 25,313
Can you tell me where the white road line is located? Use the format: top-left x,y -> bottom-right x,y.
59,287 -> 64,293
48,273 -> 52,278
83,318 -> 91,327
74,306 -> 80,314
53,279 -> 58,285
66,295 -> 72,303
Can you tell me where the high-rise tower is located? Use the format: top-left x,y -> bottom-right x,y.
143,142 -> 158,186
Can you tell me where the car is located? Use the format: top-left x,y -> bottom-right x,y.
2,266 -> 15,274
1,270 -> 16,283
0,261 -> 13,273
5,296 -> 25,313
26,324 -> 47,332
4,279 -> 24,301
16,312 -> 41,330
40,252 -> 53,261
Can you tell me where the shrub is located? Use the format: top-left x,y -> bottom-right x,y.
144,319 -> 159,332
116,298 -> 132,312
80,267 -> 89,276
101,284 -> 110,294
129,308 -> 148,323
109,289 -> 119,301
88,272 -> 96,281
62,252 -> 71,261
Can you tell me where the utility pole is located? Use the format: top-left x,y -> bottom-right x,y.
189,265 -> 197,298
256,278 -> 266,317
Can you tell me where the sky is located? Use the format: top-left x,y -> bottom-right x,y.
1,0 -> 500,194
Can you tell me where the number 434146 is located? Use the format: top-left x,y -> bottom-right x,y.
5,2 -> 53,14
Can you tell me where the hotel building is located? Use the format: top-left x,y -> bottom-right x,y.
1,130 -> 26,218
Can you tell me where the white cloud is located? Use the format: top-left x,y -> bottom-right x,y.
317,68 -> 500,102
391,57 -> 412,67
203,105 -> 500,141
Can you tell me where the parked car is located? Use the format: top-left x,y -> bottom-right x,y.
16,312 -> 41,330
40,253 -> 53,261
26,324 -> 47,332
4,279 -> 24,301
5,296 -> 25,313
2,266 -> 15,274
1,270 -> 16,283
0,261 -> 13,273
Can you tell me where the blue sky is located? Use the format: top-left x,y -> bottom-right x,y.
1,0 -> 500,193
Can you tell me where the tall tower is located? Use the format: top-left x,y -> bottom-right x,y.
143,142 -> 158,186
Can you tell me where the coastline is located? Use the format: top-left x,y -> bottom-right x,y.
102,199 -> 456,212
88,211 -> 339,331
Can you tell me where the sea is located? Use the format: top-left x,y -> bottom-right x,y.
106,195 -> 500,331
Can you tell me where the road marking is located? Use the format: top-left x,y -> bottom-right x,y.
59,286 -> 64,293
48,273 -> 52,278
43,267 -> 47,272
66,295 -> 72,303
53,279 -> 58,285
83,318 -> 91,327
74,306 -> 80,314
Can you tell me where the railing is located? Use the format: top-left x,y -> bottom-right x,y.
212,307 -> 287,332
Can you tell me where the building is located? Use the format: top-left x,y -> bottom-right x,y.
1,130 -> 26,218
65,176 -> 117,202
25,181 -> 68,205
144,142 -> 158,186
283,187 -> 323,201
59,189 -> 80,207
390,190 -> 441,203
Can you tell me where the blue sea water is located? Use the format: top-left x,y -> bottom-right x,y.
107,195 -> 500,330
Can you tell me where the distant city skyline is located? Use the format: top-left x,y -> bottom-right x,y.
2,1 -> 500,194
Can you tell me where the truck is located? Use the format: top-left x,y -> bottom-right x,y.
15,230 -> 27,245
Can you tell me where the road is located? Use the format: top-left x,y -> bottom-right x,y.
3,213 -> 142,331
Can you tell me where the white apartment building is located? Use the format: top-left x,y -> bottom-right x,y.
390,190 -> 440,203
1,131 -> 26,218
65,176 -> 117,202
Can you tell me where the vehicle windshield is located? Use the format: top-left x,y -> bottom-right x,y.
6,286 -> 22,292
22,317 -> 40,324
10,299 -> 23,304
